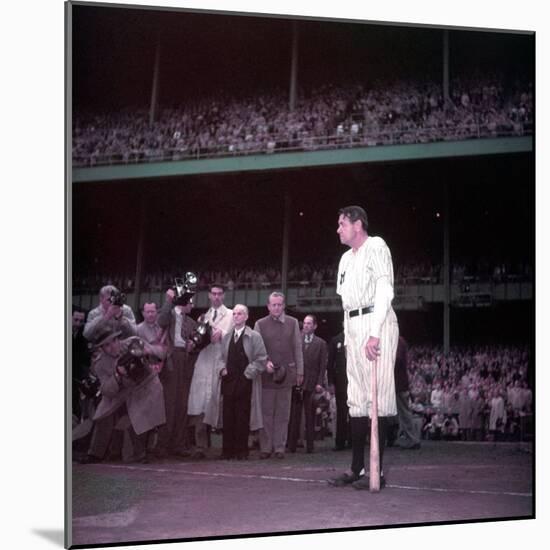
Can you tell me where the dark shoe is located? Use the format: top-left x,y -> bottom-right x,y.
126,453 -> 149,464
259,452 -> 271,459
174,449 -> 192,459
192,450 -> 206,459
153,448 -> 169,459
399,442 -> 420,450
352,474 -> 386,490
274,452 -> 285,459
79,454 -> 102,464
105,453 -> 122,462
328,472 -> 362,487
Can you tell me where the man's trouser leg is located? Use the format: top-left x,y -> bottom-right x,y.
350,416 -> 369,476
190,414 -> 208,452
273,387 -> 293,454
335,390 -> 350,448
234,386 -> 252,457
156,357 -> 179,454
222,393 -> 237,457
88,414 -> 115,459
303,390 -> 315,452
376,416 -> 389,473
260,388 -> 276,453
396,391 -> 420,448
287,389 -> 302,452
128,427 -> 151,461
172,357 -> 194,453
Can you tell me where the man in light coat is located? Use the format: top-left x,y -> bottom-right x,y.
205,304 -> 267,459
188,284 -> 233,458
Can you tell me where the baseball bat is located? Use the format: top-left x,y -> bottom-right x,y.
369,360 -> 380,492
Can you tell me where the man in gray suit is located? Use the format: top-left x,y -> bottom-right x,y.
254,292 -> 304,459
288,314 -> 328,454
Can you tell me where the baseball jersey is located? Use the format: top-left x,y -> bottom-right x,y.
337,236 -> 395,339
336,235 -> 399,417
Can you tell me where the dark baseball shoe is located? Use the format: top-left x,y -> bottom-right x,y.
351,474 -> 386,490
78,454 -> 102,465
327,472 -> 363,487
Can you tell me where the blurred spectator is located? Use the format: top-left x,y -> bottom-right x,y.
73,257 -> 533,297
488,388 -> 507,441
72,307 -> 91,421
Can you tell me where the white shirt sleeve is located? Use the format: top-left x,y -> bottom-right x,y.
368,239 -> 395,339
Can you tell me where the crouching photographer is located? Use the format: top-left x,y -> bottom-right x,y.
79,328 -> 166,464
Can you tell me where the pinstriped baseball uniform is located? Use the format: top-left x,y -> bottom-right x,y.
337,236 -> 399,418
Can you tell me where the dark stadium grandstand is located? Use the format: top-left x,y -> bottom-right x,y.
72,74 -> 533,166
71,8 -> 533,167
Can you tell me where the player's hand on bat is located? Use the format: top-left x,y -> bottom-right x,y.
364,336 -> 380,361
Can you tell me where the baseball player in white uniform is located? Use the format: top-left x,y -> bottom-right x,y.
328,205 -> 399,490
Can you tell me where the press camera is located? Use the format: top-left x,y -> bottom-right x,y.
109,288 -> 127,307
118,337 -> 149,384
76,373 -> 101,400
189,314 -> 212,351
173,272 -> 198,306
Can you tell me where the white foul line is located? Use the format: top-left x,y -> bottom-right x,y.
101,464 -> 532,498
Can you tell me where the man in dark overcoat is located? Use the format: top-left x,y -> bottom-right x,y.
288,314 -> 327,453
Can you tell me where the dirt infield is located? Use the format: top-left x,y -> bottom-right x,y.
70,437 -> 533,547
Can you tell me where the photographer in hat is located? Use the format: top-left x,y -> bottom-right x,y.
155,282 -> 200,459
83,285 -> 137,344
79,326 -> 166,464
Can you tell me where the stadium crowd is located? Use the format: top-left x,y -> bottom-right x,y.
406,345 -> 532,442
73,73 -> 533,166
73,258 -> 533,294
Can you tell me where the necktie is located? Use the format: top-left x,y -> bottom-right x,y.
212,309 -> 217,322
234,331 -> 239,343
